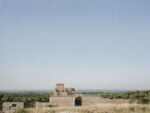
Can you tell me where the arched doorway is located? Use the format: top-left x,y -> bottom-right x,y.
75,96 -> 82,106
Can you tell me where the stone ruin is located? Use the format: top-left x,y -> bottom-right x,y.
1,84 -> 107,111
1,83 -> 129,112
53,83 -> 75,96
2,102 -> 24,112
50,83 -> 83,107
49,84 -> 128,107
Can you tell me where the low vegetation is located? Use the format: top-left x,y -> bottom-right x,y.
83,90 -> 150,104
100,90 -> 150,104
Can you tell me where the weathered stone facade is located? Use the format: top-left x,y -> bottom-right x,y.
49,84 -> 83,107
49,84 -> 129,107
54,84 -> 75,96
50,94 -> 83,107
3,102 -> 24,111
35,102 -> 50,108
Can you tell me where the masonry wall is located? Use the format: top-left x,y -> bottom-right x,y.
50,96 -> 75,107
35,102 -> 50,108
50,96 -> 98,107
49,95 -> 129,107
3,102 -> 24,111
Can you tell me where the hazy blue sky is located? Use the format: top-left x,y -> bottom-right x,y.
0,0 -> 150,90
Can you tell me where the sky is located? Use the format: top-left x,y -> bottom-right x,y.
0,0 -> 150,90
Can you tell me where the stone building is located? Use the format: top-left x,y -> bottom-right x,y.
50,84 -> 83,107
2,102 -> 24,111
53,84 -> 75,96
49,84 -> 129,107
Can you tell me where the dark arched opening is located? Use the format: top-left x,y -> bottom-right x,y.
75,96 -> 82,106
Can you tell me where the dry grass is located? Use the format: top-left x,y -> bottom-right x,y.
26,104 -> 150,113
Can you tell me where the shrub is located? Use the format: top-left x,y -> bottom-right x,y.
138,98 -> 149,104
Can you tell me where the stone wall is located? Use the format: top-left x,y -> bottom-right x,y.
35,102 -> 50,108
3,102 -> 24,111
56,84 -> 64,92
50,95 -> 129,107
50,96 -> 75,107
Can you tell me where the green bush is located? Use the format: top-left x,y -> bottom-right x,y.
99,90 -> 150,104
138,98 -> 149,104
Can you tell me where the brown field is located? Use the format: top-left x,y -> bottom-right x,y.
27,103 -> 150,113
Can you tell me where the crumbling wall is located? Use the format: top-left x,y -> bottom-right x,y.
35,102 -> 50,108
54,84 -> 75,96
50,96 -> 75,107
3,102 -> 24,111
56,84 -> 64,92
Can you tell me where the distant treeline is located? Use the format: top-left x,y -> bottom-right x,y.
82,90 -> 150,104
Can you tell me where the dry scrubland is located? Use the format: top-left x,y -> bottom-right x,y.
23,104 -> 150,113
1,90 -> 149,113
